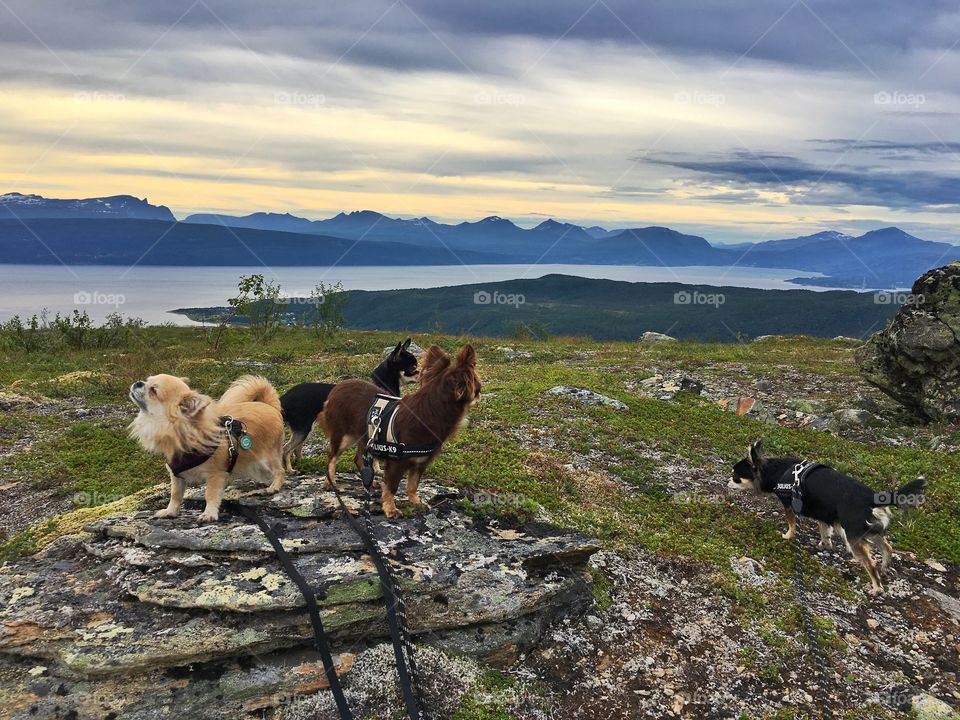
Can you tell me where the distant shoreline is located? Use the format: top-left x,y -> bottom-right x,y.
169,273 -> 893,342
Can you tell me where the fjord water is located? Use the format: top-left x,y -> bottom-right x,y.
0,263 -> 834,325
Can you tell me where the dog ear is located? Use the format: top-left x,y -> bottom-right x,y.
455,344 -> 477,368
179,392 -> 210,418
420,345 -> 451,383
748,440 -> 765,467
390,342 -> 403,358
454,373 -> 473,401
179,377 -> 191,385
402,338 -> 412,350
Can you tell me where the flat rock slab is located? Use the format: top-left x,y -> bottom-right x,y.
0,475 -> 597,719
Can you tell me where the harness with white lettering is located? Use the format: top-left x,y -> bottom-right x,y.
774,460 -> 825,514
365,395 -> 438,460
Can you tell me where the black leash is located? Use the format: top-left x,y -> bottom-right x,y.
216,499 -> 354,720
329,459 -> 427,720
791,523 -> 834,720
173,443 -> 426,719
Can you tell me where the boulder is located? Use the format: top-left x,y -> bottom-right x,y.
496,346 -> 533,359
0,475 -> 597,719
728,396 -> 776,424
858,263 -> 960,421
383,341 -> 425,357
911,693 -> 957,719
679,377 -> 704,395
639,332 -> 677,344
785,398 -> 830,415
831,408 -> 882,430
546,386 -> 628,410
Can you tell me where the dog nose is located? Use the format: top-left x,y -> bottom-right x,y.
132,380 -> 145,390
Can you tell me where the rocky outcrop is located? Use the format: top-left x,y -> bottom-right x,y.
639,332 -> 677,344
0,475 -> 597,719
547,386 -> 628,410
858,263 -> 960,421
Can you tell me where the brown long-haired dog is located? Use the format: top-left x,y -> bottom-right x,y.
322,344 -> 481,518
129,374 -> 285,523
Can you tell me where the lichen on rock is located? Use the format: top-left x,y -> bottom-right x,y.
858,263 -> 960,421
0,474 -> 597,719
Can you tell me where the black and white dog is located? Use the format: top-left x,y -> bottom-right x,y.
280,338 -> 420,471
728,440 -> 925,595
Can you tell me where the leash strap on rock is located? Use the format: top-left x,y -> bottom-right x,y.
219,500 -> 354,720
330,466 -> 426,720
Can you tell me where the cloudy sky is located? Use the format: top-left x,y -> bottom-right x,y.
1,0 -> 958,242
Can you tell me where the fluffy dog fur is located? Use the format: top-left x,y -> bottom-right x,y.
322,344 -> 481,518
129,374 -> 285,523
280,338 -> 420,472
728,440 -> 925,594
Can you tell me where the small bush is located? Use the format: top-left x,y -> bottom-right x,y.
0,309 -> 145,352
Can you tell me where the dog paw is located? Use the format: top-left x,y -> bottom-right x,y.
153,508 -> 179,519
817,541 -> 833,549
197,510 -> 220,523
382,504 -> 401,519
264,482 -> 283,494
781,531 -> 795,540
408,496 -> 431,511
867,585 -> 883,597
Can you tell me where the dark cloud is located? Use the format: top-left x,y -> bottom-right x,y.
1,0 -> 958,76
812,139 -> 960,157
1,0 -> 959,228
645,150 -> 960,209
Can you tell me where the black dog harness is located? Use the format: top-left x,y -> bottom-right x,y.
775,460 -> 825,514
365,395 -> 438,460
167,416 -> 251,477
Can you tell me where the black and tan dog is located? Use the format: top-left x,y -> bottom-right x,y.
280,338 -> 420,471
728,440 -> 925,594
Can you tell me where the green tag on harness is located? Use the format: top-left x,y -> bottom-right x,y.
239,434 -> 253,450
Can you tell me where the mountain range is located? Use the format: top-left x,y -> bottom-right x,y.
0,192 -> 175,221
0,192 -> 956,288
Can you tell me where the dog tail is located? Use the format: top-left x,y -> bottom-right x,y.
221,375 -> 282,413
866,507 -> 892,533
873,476 -> 926,508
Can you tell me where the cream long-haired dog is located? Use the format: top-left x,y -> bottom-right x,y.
129,374 -> 285,523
